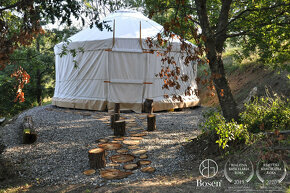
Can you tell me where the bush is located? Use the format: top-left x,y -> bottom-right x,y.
201,111 -> 250,149
240,96 -> 290,133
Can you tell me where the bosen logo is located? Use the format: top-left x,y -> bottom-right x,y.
199,159 -> 218,178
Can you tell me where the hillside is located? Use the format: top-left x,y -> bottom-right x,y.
200,64 -> 290,107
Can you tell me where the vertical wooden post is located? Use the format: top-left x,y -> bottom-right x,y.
144,99 -> 153,114
22,116 -> 37,144
147,114 -> 156,131
114,120 -> 126,136
114,103 -> 120,114
88,148 -> 106,169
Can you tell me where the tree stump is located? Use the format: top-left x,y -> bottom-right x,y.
114,120 -> 126,136
114,103 -> 120,114
22,116 -> 37,144
147,114 -> 156,131
144,99 -> 153,114
110,113 -> 120,129
23,132 -> 37,144
88,148 -> 106,169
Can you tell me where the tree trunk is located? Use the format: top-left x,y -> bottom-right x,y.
36,37 -> 42,106
36,69 -> 42,106
195,0 -> 239,121
208,51 -> 239,121
88,148 -> 106,169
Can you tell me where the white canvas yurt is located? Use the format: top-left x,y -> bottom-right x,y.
52,9 -> 200,112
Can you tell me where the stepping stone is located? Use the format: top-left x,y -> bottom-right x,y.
123,140 -> 140,145
96,138 -> 109,143
100,169 -> 133,180
117,149 -> 128,154
132,149 -> 147,155
130,133 -> 147,137
141,167 -> 155,173
123,163 -> 138,170
110,154 -> 135,163
139,154 -> 148,159
111,140 -> 121,144
138,160 -> 151,166
130,137 -> 143,140
113,137 -> 125,141
98,143 -> 122,150
128,131 -> 138,134
107,163 -> 120,167
128,145 -> 139,150
83,169 -> 96,175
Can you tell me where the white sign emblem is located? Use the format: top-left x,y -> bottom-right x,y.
199,159 -> 218,178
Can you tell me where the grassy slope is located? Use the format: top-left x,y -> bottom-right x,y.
199,50 -> 290,107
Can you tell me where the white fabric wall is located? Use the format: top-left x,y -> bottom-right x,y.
54,50 -> 108,102
53,37 -> 199,112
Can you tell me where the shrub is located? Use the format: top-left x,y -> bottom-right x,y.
201,110 -> 250,149
240,96 -> 290,133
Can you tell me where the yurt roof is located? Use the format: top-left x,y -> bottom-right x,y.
68,9 -> 163,42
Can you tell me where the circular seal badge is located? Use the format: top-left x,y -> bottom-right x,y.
256,159 -> 287,185
224,157 -> 254,184
199,159 -> 218,178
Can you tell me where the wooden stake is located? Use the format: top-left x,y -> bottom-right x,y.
114,120 -> 126,136
22,116 -> 37,144
110,113 -> 120,129
144,99 -> 153,114
88,148 -> 106,169
147,114 -> 156,131
114,103 -> 120,114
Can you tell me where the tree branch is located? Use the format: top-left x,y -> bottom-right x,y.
0,1 -> 22,12
216,2 -> 290,36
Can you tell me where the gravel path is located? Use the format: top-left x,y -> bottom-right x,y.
0,105 -> 204,186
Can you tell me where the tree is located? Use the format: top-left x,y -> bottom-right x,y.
141,0 -> 289,121
0,0 -> 122,102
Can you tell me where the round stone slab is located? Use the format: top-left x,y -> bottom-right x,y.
111,154 -> 135,163
141,167 -> 156,173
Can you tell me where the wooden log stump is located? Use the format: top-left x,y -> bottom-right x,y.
144,99 -> 153,114
22,116 -> 37,144
23,132 -> 37,144
147,114 -> 156,131
114,120 -> 126,136
88,148 -> 106,169
114,113 -> 120,122
114,103 -> 120,114
110,113 -> 120,129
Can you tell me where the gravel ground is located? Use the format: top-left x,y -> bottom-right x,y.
0,105 -> 205,186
